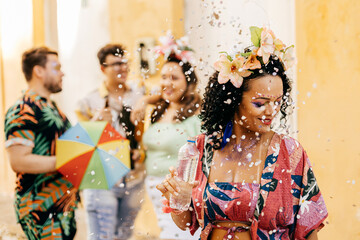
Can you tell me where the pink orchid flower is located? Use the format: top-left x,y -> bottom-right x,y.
257,28 -> 275,64
156,31 -> 178,59
268,29 -> 286,52
158,31 -> 176,47
154,31 -> 195,63
281,47 -> 296,70
214,54 -> 250,88
274,38 -> 285,52
177,50 -> 194,63
176,36 -> 190,48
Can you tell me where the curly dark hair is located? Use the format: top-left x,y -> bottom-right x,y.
200,55 -> 293,149
151,55 -> 201,123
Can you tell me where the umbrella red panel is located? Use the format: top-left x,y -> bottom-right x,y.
97,124 -> 126,145
57,149 -> 95,188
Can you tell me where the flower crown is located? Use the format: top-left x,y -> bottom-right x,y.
154,31 -> 195,64
214,26 -> 295,88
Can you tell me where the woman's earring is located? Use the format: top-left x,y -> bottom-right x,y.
221,120 -> 233,150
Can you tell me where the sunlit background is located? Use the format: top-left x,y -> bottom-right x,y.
0,0 -> 359,239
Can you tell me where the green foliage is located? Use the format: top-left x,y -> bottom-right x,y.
250,26 -> 263,47
32,133 -> 49,155
219,51 -> 233,62
240,52 -> 252,57
41,107 -> 64,129
226,55 -> 233,62
4,107 -> 22,137
281,45 -> 295,53
180,46 -> 194,52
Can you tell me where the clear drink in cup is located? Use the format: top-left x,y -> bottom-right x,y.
170,138 -> 200,211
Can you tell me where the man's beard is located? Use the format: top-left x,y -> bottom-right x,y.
44,80 -> 62,93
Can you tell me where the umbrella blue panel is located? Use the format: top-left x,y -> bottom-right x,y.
59,123 -> 94,146
97,148 -> 130,189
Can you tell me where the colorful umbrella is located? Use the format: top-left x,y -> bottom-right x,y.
56,121 -> 130,190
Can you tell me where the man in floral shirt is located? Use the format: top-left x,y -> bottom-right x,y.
4,47 -> 78,239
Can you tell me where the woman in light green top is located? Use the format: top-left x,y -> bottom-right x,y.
143,115 -> 200,177
140,54 -> 201,239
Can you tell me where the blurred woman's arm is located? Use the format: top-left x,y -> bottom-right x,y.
130,94 -> 161,124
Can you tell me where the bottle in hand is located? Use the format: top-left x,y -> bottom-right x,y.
170,138 -> 200,211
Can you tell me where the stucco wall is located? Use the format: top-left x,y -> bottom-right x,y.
296,0 -> 360,238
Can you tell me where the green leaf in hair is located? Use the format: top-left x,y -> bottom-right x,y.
250,26 -> 262,48
241,52 -> 252,57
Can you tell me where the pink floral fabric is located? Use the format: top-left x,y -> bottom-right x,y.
203,182 -> 259,223
189,133 -> 328,240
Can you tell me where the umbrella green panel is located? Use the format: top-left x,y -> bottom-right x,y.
80,150 -> 108,189
79,121 -> 108,145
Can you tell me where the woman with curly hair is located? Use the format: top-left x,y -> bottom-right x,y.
157,27 -> 327,240
135,50 -> 202,239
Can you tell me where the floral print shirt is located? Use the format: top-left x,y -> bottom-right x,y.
4,90 -> 77,239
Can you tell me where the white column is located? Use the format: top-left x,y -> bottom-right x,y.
0,0 -> 34,194
55,0 -> 110,123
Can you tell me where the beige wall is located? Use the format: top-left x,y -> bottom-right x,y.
0,1 -> 35,194
109,0 -> 184,50
296,0 -> 360,239
0,23 -> 11,195
0,0 -> 56,195
108,0 -> 184,92
32,0 -> 45,46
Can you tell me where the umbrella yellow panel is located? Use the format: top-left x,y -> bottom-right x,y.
98,140 -> 131,169
56,140 -> 94,168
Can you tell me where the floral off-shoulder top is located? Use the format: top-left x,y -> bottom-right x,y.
189,133 -> 328,240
